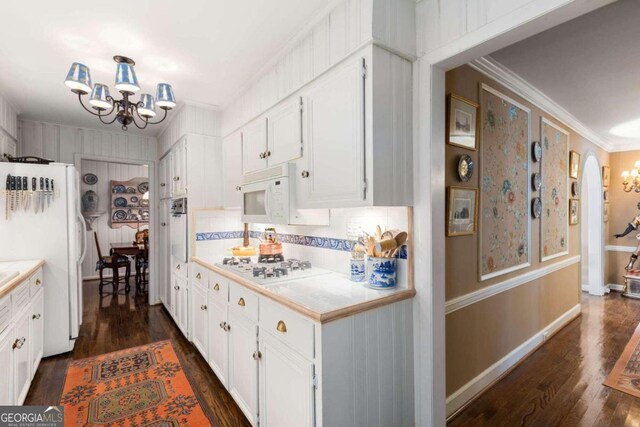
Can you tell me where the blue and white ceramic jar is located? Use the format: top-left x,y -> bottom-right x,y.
366,257 -> 397,289
350,258 -> 365,282
82,190 -> 99,212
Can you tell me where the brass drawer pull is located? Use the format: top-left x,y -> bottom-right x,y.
12,337 -> 25,350
35,279 -> 41,286
238,297 -> 245,307
276,320 -> 287,333
32,313 -> 41,320
196,272 -> 202,279
213,283 -> 220,291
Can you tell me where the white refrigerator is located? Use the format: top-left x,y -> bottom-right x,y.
0,162 -> 86,357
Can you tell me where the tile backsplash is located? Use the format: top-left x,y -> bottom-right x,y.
192,207 -> 410,287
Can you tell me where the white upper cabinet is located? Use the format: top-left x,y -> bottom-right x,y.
242,118 -> 268,175
222,130 -> 243,208
298,53 -> 365,208
266,97 -> 303,167
158,156 -> 170,200
171,137 -> 188,197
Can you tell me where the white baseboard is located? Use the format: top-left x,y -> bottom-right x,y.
581,284 -> 609,295
609,283 -> 626,292
446,303 -> 581,418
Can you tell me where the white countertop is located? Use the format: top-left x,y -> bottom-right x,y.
192,256 -> 415,323
0,259 -> 44,298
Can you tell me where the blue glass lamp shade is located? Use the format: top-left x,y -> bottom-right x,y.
64,62 -> 92,94
138,93 -> 156,118
89,84 -> 112,110
156,83 -> 176,109
115,63 -> 140,92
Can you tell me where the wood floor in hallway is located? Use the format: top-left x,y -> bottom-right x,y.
449,292 -> 640,427
25,280 -> 251,427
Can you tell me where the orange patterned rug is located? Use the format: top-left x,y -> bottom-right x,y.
60,340 -> 212,426
604,322 -> 640,398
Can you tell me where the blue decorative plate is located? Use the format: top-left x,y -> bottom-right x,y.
113,184 -> 126,193
113,210 -> 127,221
138,182 -> 149,193
82,173 -> 98,185
114,197 -> 127,207
130,196 -> 139,203
126,187 -> 136,193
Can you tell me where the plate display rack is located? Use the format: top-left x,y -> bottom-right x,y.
109,177 -> 149,229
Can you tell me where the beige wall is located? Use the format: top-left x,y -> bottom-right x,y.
445,65 -> 609,396
606,151 -> 640,285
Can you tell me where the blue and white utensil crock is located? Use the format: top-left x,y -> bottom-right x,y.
350,258 -> 365,282
366,257 -> 397,289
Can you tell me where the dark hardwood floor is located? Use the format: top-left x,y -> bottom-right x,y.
25,280 -> 251,427
449,292 -> 640,427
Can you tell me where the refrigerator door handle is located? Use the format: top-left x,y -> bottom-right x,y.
77,213 -> 88,263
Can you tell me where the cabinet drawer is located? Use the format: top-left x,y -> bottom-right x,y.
11,279 -> 30,316
229,282 -> 258,321
0,295 -> 10,335
29,268 -> 43,297
260,298 -> 314,359
192,264 -> 209,288
209,271 -> 228,304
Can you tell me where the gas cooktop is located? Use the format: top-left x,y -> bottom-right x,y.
216,257 -> 331,285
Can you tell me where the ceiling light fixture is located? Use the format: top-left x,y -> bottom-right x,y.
64,55 -> 175,131
621,161 -> 640,192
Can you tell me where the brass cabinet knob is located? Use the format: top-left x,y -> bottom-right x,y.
12,337 -> 25,350
160,183 -> 166,187
276,320 -> 287,333
201,305 -> 207,311
196,273 -> 202,279
238,297 -> 246,307
266,151 -> 271,157
252,350 -> 262,360
259,152 -> 265,159
174,176 -> 180,181
235,186 -> 242,191
301,170 -> 310,178
213,283 -> 220,291
161,222 -> 167,227
32,313 -> 41,320
176,264 -> 181,270
35,279 -> 41,286
225,323 -> 231,331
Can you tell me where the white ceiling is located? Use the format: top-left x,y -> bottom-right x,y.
0,0 -> 333,135
490,0 -> 640,150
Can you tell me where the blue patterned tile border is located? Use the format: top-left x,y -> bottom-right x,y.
195,230 -> 408,259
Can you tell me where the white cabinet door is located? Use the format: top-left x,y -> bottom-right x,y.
171,274 -> 179,321
13,308 -> 30,405
208,298 -> 229,388
301,56 -> 365,207
222,131 -> 243,208
159,157 -> 170,199
191,282 -> 208,359
267,97 -> 303,167
159,201 -> 170,307
228,309 -> 258,425
242,118 -> 268,175
171,138 -> 187,197
259,331 -> 315,427
175,275 -> 189,336
29,290 -> 44,376
0,324 -> 14,405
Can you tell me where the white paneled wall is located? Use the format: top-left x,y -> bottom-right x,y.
81,160 -> 148,279
0,93 -> 18,141
19,120 -> 157,164
157,104 -> 221,157
222,0 -> 415,137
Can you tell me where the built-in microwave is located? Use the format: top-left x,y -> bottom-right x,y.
240,163 -> 330,226
241,164 -> 292,224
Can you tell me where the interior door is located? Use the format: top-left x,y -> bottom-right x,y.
303,55 -> 365,206
228,309 -> 258,424
259,331 -> 315,427
0,325 -> 14,404
242,117 -> 268,175
191,282 -> 208,358
30,290 -> 44,375
13,309 -> 30,404
208,298 -> 229,388
267,97 -> 303,167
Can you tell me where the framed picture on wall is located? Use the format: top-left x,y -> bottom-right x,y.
569,199 -> 580,225
604,202 -> 610,223
447,186 -> 478,236
602,165 -> 610,188
569,151 -> 581,179
447,94 -> 479,150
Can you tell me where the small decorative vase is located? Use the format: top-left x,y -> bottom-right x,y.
366,257 -> 397,289
82,190 -> 99,212
350,258 -> 365,282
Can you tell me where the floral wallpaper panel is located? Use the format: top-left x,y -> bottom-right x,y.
480,85 -> 531,279
541,119 -> 569,260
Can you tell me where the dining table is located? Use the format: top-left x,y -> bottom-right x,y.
110,242 -> 144,257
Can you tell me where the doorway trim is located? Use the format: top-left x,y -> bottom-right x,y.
580,151 -> 606,295
74,153 -> 158,306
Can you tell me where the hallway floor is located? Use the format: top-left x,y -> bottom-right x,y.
25,280 -> 251,427
450,292 -> 640,426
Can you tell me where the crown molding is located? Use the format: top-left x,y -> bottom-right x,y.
469,56 -> 613,152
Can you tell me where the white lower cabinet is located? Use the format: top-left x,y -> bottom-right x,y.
13,307 -> 30,404
208,298 -> 229,387
0,324 -> 14,404
29,290 -> 44,374
228,308 -> 259,425
259,330 -> 315,427
172,274 -> 189,337
191,281 -> 208,358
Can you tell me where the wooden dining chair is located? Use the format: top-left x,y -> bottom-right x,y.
94,232 -> 131,295
135,235 -> 149,294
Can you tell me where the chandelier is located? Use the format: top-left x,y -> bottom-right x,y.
621,161 -> 640,192
64,55 -> 175,131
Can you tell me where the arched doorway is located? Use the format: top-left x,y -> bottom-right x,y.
581,152 -> 606,295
